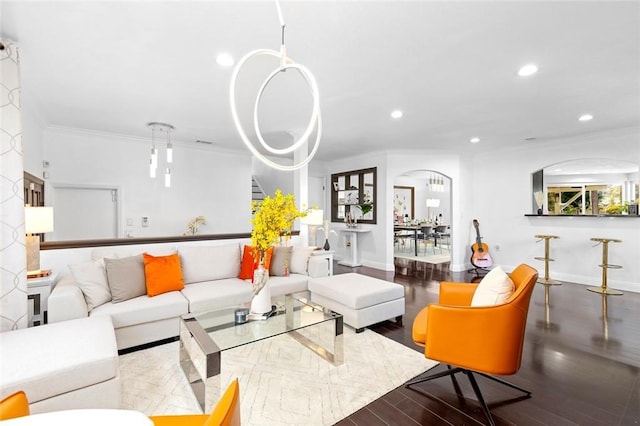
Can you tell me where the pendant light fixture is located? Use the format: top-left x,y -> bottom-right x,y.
147,122 -> 174,186
230,0 -> 321,171
428,173 -> 445,192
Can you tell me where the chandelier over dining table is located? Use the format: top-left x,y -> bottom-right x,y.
428,173 -> 445,192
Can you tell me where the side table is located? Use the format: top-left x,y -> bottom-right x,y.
311,250 -> 334,276
27,272 -> 58,326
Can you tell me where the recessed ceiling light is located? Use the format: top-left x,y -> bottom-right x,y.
390,110 -> 403,119
517,63 -> 538,77
216,53 -> 234,67
470,137 -> 480,143
578,114 -> 593,122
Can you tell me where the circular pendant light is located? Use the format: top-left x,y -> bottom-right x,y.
229,2 -> 322,171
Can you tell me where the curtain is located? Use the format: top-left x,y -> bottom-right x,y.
0,38 -> 27,331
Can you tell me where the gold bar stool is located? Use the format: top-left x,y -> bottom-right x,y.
588,238 -> 623,295
534,235 -> 561,285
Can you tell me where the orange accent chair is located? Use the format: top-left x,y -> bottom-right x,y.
150,378 -> 240,426
0,391 -> 30,420
407,264 -> 538,426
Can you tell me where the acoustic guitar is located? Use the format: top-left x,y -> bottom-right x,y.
471,219 -> 493,269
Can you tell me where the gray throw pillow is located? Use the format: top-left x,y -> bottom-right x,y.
104,255 -> 147,303
270,246 -> 293,276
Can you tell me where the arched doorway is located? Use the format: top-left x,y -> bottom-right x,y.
393,170 -> 452,275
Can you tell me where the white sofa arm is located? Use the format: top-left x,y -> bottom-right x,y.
308,256 -> 331,278
48,275 -> 89,323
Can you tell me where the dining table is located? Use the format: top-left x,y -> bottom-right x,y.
394,224 -> 449,256
394,225 -> 423,256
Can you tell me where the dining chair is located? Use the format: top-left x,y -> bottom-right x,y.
419,226 -> 434,254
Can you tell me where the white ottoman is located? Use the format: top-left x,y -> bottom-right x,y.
0,315 -> 120,414
309,273 -> 405,333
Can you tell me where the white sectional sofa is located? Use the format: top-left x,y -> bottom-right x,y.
48,243 -> 327,350
0,315 -> 120,413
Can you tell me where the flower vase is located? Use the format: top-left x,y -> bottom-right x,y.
323,238 -> 330,250
250,264 -> 272,314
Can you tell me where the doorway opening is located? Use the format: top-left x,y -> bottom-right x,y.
393,170 -> 452,275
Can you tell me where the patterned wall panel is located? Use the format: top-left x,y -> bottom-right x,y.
0,38 -> 27,331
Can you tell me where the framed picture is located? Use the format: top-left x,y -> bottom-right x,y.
394,186 -> 414,219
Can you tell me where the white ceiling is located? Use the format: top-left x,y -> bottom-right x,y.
2,1 -> 639,162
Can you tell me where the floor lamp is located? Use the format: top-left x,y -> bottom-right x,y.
25,206 -> 54,276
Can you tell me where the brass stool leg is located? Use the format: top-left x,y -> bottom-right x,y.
535,236 -> 561,285
587,240 -> 623,295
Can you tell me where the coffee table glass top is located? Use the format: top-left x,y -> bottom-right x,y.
187,293 -> 341,352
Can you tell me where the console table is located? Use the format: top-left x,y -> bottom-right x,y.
338,228 -> 371,267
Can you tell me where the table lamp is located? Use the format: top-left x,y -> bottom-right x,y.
301,209 -> 323,247
25,206 -> 54,276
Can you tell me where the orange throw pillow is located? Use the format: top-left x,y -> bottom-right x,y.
143,252 -> 184,297
238,246 -> 273,280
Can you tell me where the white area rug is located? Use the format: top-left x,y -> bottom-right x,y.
119,328 -> 438,425
395,252 -> 451,264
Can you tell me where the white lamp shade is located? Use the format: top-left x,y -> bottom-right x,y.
25,206 -> 54,234
426,199 -> 440,208
301,209 -> 324,226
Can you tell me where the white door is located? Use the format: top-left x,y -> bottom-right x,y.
50,186 -> 118,240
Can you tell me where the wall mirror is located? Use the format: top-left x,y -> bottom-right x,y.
532,159 -> 639,216
331,167 -> 377,224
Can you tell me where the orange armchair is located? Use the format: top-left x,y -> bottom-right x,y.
0,391 -> 30,420
150,378 -> 240,426
408,264 -> 538,426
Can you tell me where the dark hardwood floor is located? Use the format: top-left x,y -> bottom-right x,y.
334,260 -> 640,426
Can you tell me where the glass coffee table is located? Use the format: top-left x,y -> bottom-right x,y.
179,292 -> 344,412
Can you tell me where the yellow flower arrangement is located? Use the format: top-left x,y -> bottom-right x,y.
250,190 -> 307,263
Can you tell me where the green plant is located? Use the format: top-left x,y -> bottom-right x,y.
357,191 -> 373,217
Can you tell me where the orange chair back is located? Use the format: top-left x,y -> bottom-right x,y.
205,378 -> 240,426
0,391 -> 30,420
501,263 -> 539,372
150,378 -> 240,426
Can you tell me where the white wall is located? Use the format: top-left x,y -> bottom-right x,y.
326,152 -> 389,271
468,128 -> 640,292
21,92 -> 46,177
35,125 -> 640,293
252,156 -> 294,196
43,127 -> 253,239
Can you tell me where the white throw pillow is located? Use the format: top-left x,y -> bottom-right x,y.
178,244 -> 241,284
470,266 -> 515,307
68,259 -> 112,311
289,246 -> 314,275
